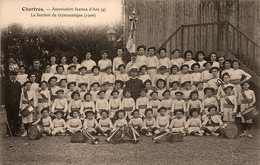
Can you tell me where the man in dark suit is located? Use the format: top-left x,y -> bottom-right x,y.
125,67 -> 144,101
3,71 -> 22,136
29,59 -> 43,83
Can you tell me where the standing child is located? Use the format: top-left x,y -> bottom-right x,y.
48,76 -> 60,102
41,64 -> 54,82
136,89 -> 150,118
209,52 -> 220,68
69,55 -> 81,73
97,110 -> 113,136
66,65 -> 78,83
20,81 -> 37,137
68,91 -> 84,117
220,86 -> 237,122
202,87 -> 219,121
81,51 -> 97,74
51,89 -> 68,118
240,82 -> 256,138
158,48 -> 171,73
180,64 -> 193,85
196,82 -> 205,101
169,110 -> 186,135
102,81 -> 112,100
37,81 -> 51,118
28,73 -> 39,92
115,64 -> 129,83
183,50 -> 196,71
66,82 -> 76,103
170,49 -> 184,68
202,105 -> 223,136
181,81 -> 192,105
90,66 -> 102,85
216,73 -> 237,101
125,53 -> 141,73
59,79 -> 68,94
109,90 -> 122,121
77,66 -> 90,90
51,111 -> 66,135
114,80 -> 124,99
195,51 -> 206,71
146,47 -> 159,82
79,83 -> 88,101
102,66 -> 115,90
95,90 -> 109,119
149,91 -> 161,117
167,65 -> 181,89
156,79 -> 167,100
186,91 -> 203,117
121,88 -> 135,119
83,111 -> 98,135
141,108 -> 157,136
201,61 -> 213,87
129,109 -> 143,134
29,59 -> 43,83
98,50 -> 112,76
59,56 -> 69,74
221,59 -> 233,76
191,63 -> 202,90
171,91 -> 186,118
112,48 -> 124,74
139,65 -> 151,83
82,93 -> 95,117
136,45 -> 147,66
169,81 -> 180,100
90,82 -> 100,103
144,80 -> 154,99
153,66 -> 168,86
32,107 -> 53,135
49,55 -> 57,74
207,67 -> 220,94
17,65 -> 28,85
154,107 -> 169,135
161,89 -> 173,116
55,65 -> 66,82
185,108 -> 204,136
66,110 -> 82,134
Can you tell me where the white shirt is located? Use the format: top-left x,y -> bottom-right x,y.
112,57 -> 124,73
81,60 -> 96,72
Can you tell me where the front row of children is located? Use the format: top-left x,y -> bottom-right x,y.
33,104 -> 224,141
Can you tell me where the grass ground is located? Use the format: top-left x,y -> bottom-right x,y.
0,128 -> 259,165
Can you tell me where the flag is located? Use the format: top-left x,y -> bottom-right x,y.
126,14 -> 137,53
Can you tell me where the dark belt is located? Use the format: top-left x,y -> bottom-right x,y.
84,107 -> 93,110
124,107 -> 133,111
38,98 -> 48,103
159,124 -> 166,127
71,108 -> 80,111
101,124 -> 110,127
111,107 -> 119,110
147,67 -> 157,70
152,106 -> 158,109
139,105 -> 147,109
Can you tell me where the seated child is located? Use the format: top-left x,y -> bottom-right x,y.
185,108 -> 204,136
77,66 -> 90,90
90,82 -> 100,103
82,92 -> 96,117
115,64 -> 129,83
155,78 -> 167,100
141,108 -> 157,136
121,88 -> 135,119
96,90 -> 109,118
114,80 -> 124,99
51,89 -> 68,118
66,82 -> 77,103
144,79 -> 154,99
171,91 -> 186,118
169,109 -> 186,135
33,107 -> 53,135
79,83 -> 88,101
51,111 -> 66,135
59,79 -> 68,94
160,89 -> 173,116
67,65 -> 78,83
102,81 -> 112,100
129,109 -> 143,134
186,90 -> 203,117
181,81 -> 192,105
66,110 -> 82,135
83,111 -> 98,135
108,90 -> 122,121
154,107 -> 169,135
139,65 -> 151,83
170,81 -> 180,100
202,106 -> 223,136
136,89 -> 150,117
97,110 -> 113,136
68,91 -> 84,117
101,66 -> 115,90
167,65 -> 181,89
149,91 -> 161,117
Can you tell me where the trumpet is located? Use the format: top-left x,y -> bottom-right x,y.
130,126 -> 139,144
82,129 -> 100,145
105,128 -> 120,143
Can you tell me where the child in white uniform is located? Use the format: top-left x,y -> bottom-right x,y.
136,89 -> 150,117
185,108 -> 204,136
141,108 -> 157,136
169,110 -> 186,135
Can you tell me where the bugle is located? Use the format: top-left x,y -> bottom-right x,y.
82,129 -> 100,145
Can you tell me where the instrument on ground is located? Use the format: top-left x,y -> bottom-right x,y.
20,105 -> 35,117
105,128 -> 123,143
28,124 -> 43,140
130,126 -> 139,144
241,106 -> 258,120
152,131 -> 169,143
167,133 -> 183,143
82,129 -> 100,145
220,123 -> 238,139
70,132 -> 86,143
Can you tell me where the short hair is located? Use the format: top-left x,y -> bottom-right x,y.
33,59 -> 41,63
171,49 -> 180,54
159,48 -> 167,54
116,47 -> 124,52
209,52 -> 218,58
183,50 -> 193,59
85,51 -> 92,54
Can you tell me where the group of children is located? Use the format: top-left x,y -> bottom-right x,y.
16,46 -> 256,140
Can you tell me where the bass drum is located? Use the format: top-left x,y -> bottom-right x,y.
220,123 -> 238,139
241,106 -> 258,120
28,124 -> 43,140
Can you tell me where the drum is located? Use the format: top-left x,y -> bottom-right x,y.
110,129 -> 124,142
71,132 -> 86,143
220,123 -> 238,139
20,105 -> 34,117
28,124 -> 43,140
241,106 -> 258,120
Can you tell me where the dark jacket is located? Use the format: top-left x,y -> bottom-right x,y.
3,79 -> 21,108
125,78 -> 144,100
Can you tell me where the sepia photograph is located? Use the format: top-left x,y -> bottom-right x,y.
0,0 -> 259,164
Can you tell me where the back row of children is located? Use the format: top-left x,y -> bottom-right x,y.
18,46 -> 255,138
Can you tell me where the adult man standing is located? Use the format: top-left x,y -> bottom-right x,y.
3,71 -> 22,136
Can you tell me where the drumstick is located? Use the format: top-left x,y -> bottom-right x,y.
4,111 -> 13,137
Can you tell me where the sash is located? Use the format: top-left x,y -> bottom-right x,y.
38,90 -> 48,100
230,79 -> 241,85
206,116 -> 220,126
241,91 -> 252,104
225,96 -> 234,106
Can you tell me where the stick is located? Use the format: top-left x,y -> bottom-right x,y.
4,110 -> 13,136
131,126 -> 137,141
153,132 -> 169,141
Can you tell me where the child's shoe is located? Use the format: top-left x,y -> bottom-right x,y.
103,133 -> 108,137
195,132 -> 203,136
146,132 -> 153,137
212,132 -> 219,137
21,131 -> 27,137
240,131 -> 247,137
247,132 -> 253,138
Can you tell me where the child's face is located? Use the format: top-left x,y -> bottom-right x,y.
50,56 -> 56,63
218,57 -> 224,65
206,90 -> 212,97
80,85 -> 87,91
209,108 -> 217,116
119,67 -> 125,73
101,112 -> 108,119
57,67 -> 64,74
131,56 -> 137,61
29,75 -> 36,82
171,67 -> 178,74
243,83 -> 249,90
210,54 -> 217,61
20,67 -> 25,73
160,50 -> 166,57
223,75 -> 230,83
205,63 -> 212,70
74,94 -> 79,100
140,91 -> 147,97
42,111 -> 49,117
106,68 -> 112,74
176,94 -> 182,100
173,51 -> 180,58
172,83 -> 178,90
87,113 -> 94,119
112,92 -> 119,99
224,62 -> 231,68
125,92 -> 131,98
70,67 -> 76,73
148,49 -> 154,56
141,68 -> 146,74
69,85 -> 75,91
225,88 -> 232,95
211,69 -> 218,77
164,92 -> 170,99
50,79 -> 57,86
25,83 -> 31,91
159,69 -> 165,74
197,83 -> 203,90
233,62 -> 239,69
102,53 -> 108,59
60,80 -> 67,87
151,93 -> 158,99
57,92 -> 64,98
130,71 -> 138,78
103,85 -> 109,91
176,112 -> 183,119
41,83 -> 47,89
182,67 -> 188,73
81,69 -> 87,74
85,95 -> 91,101
184,84 -> 190,90
193,66 -> 199,72
186,53 -> 192,60
191,93 -> 198,100
93,84 -> 99,90
138,48 -> 145,55
99,93 -> 105,99
56,113 -> 62,119
192,111 -> 198,118
61,57 -> 67,63
45,66 -> 51,72
85,52 -> 91,59
146,111 -> 153,118
160,110 -> 166,116
118,112 -> 125,119
33,61 -> 40,68
158,81 -> 165,89
93,68 -> 99,74
133,112 -> 139,118
72,56 -> 78,63
145,83 -> 152,89
117,49 -> 123,56
198,54 -> 204,60
115,83 -> 122,89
